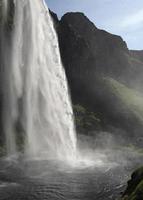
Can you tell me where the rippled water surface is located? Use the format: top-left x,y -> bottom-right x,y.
0,152 -> 142,200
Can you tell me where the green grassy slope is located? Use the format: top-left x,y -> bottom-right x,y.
104,77 -> 143,123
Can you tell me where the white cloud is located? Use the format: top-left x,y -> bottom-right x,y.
121,9 -> 143,28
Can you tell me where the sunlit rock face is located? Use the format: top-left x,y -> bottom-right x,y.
0,0 -> 76,160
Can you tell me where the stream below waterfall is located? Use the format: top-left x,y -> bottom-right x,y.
0,151 -> 142,200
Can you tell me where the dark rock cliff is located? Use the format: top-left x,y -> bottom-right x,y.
59,12 -> 129,82
51,11 -> 143,140
57,12 -> 143,90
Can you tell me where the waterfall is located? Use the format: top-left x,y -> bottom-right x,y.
1,0 -> 76,160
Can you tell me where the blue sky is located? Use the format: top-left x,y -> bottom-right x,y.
46,0 -> 143,50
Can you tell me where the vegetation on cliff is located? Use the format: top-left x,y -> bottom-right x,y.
73,104 -> 101,134
105,77 -> 143,123
122,167 -> 143,200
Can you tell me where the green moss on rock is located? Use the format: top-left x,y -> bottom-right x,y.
122,167 -> 143,200
73,104 -> 101,134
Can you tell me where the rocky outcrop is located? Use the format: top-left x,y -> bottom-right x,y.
58,13 -> 129,82
122,167 -> 143,200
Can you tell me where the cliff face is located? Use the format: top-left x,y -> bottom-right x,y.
59,13 -> 129,82
58,12 -> 143,89
51,12 -> 143,140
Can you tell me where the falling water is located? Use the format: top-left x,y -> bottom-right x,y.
1,0 -> 76,160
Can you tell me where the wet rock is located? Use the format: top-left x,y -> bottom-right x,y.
122,167 -> 143,200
